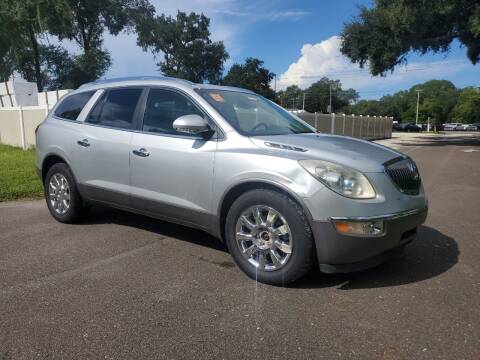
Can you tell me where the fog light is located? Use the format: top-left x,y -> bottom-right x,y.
334,220 -> 384,236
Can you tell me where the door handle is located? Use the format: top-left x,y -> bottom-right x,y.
77,139 -> 90,147
132,148 -> 150,157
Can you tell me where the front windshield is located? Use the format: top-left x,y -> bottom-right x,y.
196,89 -> 315,136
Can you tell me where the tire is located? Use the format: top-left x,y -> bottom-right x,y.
225,189 -> 315,286
44,163 -> 86,223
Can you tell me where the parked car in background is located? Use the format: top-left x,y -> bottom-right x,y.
443,123 -> 461,131
35,76 -> 428,285
460,124 -> 479,131
392,122 -> 402,131
419,123 -> 429,131
397,123 -> 422,132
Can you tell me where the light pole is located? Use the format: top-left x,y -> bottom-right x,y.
415,89 -> 422,125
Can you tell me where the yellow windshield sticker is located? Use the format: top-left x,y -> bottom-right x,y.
210,93 -> 224,102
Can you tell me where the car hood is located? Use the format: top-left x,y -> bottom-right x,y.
249,133 -> 403,173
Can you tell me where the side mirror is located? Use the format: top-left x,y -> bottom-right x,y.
173,114 -> 212,137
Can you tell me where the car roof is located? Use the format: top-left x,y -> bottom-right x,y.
77,76 -> 255,94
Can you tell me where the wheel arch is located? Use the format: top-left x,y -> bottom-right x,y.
217,180 -> 313,241
41,153 -> 77,185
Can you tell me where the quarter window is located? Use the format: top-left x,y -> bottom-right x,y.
142,89 -> 204,136
87,88 -> 142,129
54,91 -> 94,120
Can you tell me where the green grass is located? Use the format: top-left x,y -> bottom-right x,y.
0,144 -> 43,201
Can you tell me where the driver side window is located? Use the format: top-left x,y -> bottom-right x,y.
142,89 -> 204,136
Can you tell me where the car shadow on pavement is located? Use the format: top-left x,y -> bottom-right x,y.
293,226 -> 459,290
82,205 -> 228,253
82,208 -> 458,290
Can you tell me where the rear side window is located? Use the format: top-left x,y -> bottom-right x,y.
54,91 -> 94,120
87,88 -> 142,129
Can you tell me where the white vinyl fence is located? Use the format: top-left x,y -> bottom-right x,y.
0,106 -> 49,149
0,89 -> 71,149
296,112 -> 393,140
0,107 -> 393,150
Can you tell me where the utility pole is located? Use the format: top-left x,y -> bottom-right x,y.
328,83 -> 334,114
302,92 -> 305,112
274,75 -> 277,93
329,83 -> 332,113
415,89 -> 422,125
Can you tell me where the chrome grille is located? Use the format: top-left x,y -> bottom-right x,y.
385,158 -> 421,195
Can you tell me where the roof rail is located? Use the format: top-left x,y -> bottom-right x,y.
78,76 -> 194,88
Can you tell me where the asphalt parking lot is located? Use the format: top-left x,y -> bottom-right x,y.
1,132 -> 479,359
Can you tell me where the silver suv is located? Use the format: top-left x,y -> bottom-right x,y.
36,76 -> 428,285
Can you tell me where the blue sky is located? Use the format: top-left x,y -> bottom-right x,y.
101,0 -> 480,99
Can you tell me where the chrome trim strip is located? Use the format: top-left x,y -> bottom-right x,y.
264,142 -> 308,152
329,206 -> 428,222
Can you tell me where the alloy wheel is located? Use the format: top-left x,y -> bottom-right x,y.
235,205 -> 293,271
48,173 -> 71,215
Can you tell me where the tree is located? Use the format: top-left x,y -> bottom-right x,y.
341,0 -> 480,75
277,85 -> 303,109
52,0 -> 155,87
450,87 -> 480,123
346,80 -> 459,123
304,78 -> 358,113
14,44 -> 77,90
137,11 -> 229,83
415,80 -> 458,124
223,58 -> 276,99
0,0 -> 71,90
0,9 -> 17,81
345,99 -> 383,115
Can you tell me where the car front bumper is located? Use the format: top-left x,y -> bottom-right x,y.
311,207 -> 428,273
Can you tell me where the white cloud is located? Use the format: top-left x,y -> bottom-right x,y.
276,36 -> 469,98
269,10 -> 311,21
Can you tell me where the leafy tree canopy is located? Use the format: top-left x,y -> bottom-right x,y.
277,85 -> 303,109
450,87 -> 480,122
51,0 -> 154,87
0,0 -> 71,90
137,11 -> 229,84
417,80 -> 458,124
277,78 -> 358,113
0,0 -> 154,89
341,0 -> 480,75
345,80 -> 467,124
222,58 -> 276,99
305,78 -> 359,113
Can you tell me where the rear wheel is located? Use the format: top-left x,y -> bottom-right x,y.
44,163 -> 86,223
225,189 -> 315,285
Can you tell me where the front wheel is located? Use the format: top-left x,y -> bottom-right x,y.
225,189 -> 315,285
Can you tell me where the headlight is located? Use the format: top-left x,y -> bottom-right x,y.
299,160 -> 376,199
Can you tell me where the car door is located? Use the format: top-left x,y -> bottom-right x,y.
130,87 -> 218,230
72,87 -> 144,207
